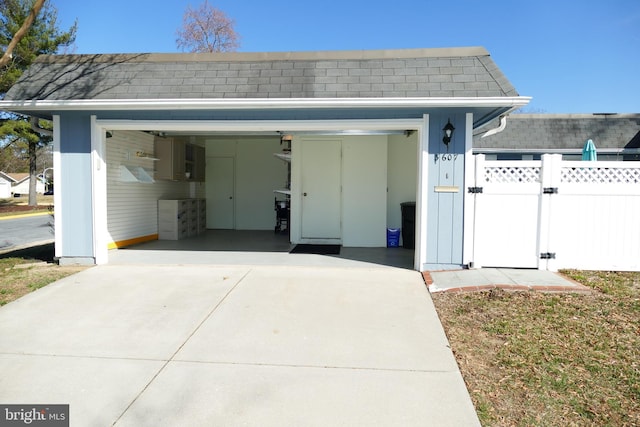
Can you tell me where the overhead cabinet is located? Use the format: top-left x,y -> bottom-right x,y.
154,136 -> 205,182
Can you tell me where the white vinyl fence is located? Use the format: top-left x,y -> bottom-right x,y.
469,154 -> 640,271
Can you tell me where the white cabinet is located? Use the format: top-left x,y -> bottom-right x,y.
158,199 -> 206,240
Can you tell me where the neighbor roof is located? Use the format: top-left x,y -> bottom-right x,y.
474,114 -> 640,151
4,173 -> 29,183
4,47 -> 518,101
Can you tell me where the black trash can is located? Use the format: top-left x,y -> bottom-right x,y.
400,202 -> 416,249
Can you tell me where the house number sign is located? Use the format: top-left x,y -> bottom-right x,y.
435,153 -> 458,162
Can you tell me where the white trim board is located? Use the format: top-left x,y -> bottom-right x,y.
1,97 -> 531,112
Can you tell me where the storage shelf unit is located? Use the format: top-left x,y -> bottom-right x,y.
158,199 -> 206,240
119,165 -> 155,183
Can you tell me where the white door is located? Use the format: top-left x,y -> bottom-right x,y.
301,140 -> 342,240
206,157 -> 234,229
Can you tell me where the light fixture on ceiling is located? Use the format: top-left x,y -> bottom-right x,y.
279,134 -> 293,144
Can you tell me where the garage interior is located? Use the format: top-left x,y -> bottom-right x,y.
105,128 -> 419,269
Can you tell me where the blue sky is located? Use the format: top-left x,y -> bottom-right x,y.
54,0 -> 639,114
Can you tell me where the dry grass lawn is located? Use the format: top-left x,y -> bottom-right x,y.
432,270 -> 640,426
0,258 -> 87,306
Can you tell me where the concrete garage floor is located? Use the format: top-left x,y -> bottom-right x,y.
109,229 -> 416,269
0,232 -> 481,426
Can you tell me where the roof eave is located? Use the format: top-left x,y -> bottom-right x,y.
0,96 -> 531,113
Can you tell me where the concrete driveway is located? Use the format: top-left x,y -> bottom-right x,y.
0,262 -> 479,426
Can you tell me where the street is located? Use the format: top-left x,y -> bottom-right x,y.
0,214 -> 54,253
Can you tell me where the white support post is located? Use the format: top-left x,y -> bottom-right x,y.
537,154 -> 562,271
52,115 -> 62,259
91,116 -> 108,264
414,114 -> 429,271
470,154 -> 485,269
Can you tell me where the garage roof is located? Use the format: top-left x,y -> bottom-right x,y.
5,47 -> 518,101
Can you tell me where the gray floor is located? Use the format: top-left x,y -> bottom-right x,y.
111,230 -> 416,270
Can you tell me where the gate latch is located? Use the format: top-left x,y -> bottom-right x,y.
468,187 -> 483,194
540,252 -> 556,259
543,187 -> 558,194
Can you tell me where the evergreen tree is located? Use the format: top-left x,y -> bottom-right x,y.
0,0 -> 76,204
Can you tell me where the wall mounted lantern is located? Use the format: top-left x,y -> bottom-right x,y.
442,119 -> 455,149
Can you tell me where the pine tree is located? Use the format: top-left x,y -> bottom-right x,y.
0,0 -> 76,204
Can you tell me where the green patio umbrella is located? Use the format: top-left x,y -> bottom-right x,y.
582,139 -> 597,161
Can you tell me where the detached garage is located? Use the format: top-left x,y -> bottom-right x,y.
0,47 -> 529,270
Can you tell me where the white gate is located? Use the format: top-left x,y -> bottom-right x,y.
470,154 -> 640,271
471,156 -> 542,268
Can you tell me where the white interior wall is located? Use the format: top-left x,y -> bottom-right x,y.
342,136 -> 388,246
387,133 -> 418,230
206,137 -> 286,230
106,130 -> 194,245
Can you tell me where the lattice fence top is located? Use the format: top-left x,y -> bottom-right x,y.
484,166 -> 541,184
562,166 -> 640,184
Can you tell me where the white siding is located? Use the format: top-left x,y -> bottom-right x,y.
106,131 -> 194,246
11,179 -> 45,195
0,178 -> 10,198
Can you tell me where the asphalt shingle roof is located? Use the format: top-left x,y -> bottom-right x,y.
4,47 -> 519,101
474,114 -> 640,150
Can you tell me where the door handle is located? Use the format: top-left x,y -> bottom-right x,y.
303,193 -> 307,197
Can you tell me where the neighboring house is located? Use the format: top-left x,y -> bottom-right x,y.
0,47 -> 531,268
0,172 -> 11,198
473,113 -> 640,160
0,172 -> 46,196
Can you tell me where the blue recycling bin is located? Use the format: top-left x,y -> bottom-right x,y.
387,228 -> 400,247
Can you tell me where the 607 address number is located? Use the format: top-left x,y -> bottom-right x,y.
435,153 -> 458,162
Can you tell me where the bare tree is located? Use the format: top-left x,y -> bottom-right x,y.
0,0 -> 46,68
176,1 -> 239,53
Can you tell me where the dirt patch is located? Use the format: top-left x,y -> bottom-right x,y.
0,195 -> 54,216
0,204 -> 51,214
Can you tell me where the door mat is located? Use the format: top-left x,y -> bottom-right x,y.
289,244 -> 341,255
